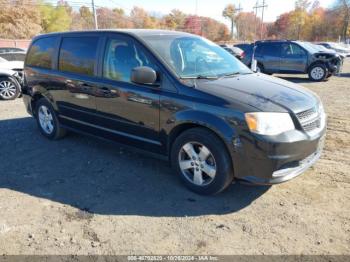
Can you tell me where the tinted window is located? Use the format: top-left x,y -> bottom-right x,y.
26,37 -> 57,69
281,43 -> 306,56
59,37 -> 99,76
103,37 -> 157,82
290,43 -> 306,55
261,43 -> 281,56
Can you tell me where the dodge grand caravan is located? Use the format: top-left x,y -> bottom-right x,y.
22,30 -> 326,195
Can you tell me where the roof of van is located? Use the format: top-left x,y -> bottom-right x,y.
34,29 -> 193,39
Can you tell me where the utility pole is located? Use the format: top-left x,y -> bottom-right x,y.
236,2 -> 243,41
253,0 -> 267,40
260,0 -> 267,39
253,1 -> 259,40
91,0 -> 98,29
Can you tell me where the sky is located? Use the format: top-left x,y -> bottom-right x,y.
96,0 -> 336,26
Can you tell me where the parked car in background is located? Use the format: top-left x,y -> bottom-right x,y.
318,42 -> 350,57
242,40 -> 342,81
219,45 -> 244,60
234,43 -> 254,66
0,51 -> 26,62
299,42 -> 345,64
0,47 -> 26,53
23,30 -> 326,194
234,43 -> 252,52
0,56 -> 23,100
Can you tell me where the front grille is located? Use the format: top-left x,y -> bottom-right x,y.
296,106 -> 322,133
302,118 -> 321,132
296,107 -> 317,121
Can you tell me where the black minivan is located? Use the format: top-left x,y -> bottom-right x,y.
22,30 -> 326,195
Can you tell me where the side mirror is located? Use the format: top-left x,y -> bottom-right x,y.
251,59 -> 258,72
131,66 -> 158,85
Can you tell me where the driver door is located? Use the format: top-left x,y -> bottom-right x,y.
94,34 -> 162,153
280,43 -> 308,73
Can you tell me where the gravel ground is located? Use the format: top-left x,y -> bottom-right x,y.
0,60 -> 349,255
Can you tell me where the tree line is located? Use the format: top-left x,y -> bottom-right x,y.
0,0 -> 349,42
223,0 -> 350,42
0,0 -> 230,41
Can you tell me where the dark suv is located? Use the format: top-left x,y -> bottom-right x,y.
243,40 -> 342,81
22,30 -> 326,195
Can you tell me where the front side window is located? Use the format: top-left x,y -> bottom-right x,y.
26,37 -> 57,69
59,37 -> 99,76
282,43 -> 306,56
142,35 -> 251,78
103,37 -> 157,82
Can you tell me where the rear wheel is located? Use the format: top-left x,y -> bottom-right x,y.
171,128 -> 234,195
0,76 -> 20,100
308,63 -> 327,81
35,98 -> 66,140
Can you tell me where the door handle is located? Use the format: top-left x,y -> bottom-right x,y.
100,87 -> 112,94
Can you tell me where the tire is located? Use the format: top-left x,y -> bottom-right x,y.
0,76 -> 21,100
35,98 -> 66,140
171,127 -> 234,195
308,63 -> 328,81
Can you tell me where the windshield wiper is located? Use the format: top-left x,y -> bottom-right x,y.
221,72 -> 241,78
180,75 -> 218,80
220,71 -> 253,78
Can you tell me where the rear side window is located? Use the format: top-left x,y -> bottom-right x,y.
259,43 -> 281,56
26,37 -> 57,69
59,37 -> 99,76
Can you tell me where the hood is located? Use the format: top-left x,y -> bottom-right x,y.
0,68 -> 16,76
195,73 -> 319,113
0,61 -> 24,70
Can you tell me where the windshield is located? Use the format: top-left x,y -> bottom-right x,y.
142,34 -> 251,78
296,42 -> 320,53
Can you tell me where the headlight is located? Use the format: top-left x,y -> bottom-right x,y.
245,112 -> 295,135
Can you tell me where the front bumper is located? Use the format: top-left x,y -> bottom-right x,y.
232,128 -> 326,185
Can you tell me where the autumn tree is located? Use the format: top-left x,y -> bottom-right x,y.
222,4 -> 238,39
130,7 -> 156,28
201,17 -> 230,41
163,9 -> 187,30
0,0 -> 42,39
39,2 -> 72,33
78,6 -> 94,30
235,12 -> 264,41
96,7 -> 116,29
335,0 -> 350,40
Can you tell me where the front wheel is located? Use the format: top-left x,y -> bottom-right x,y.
308,64 -> 327,81
0,76 -> 21,100
171,128 -> 234,195
35,98 -> 66,140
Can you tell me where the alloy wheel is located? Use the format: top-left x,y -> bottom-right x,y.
311,67 -> 325,80
38,105 -> 54,134
178,142 -> 217,186
0,80 -> 17,99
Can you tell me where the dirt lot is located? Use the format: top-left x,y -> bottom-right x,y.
0,61 -> 349,256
